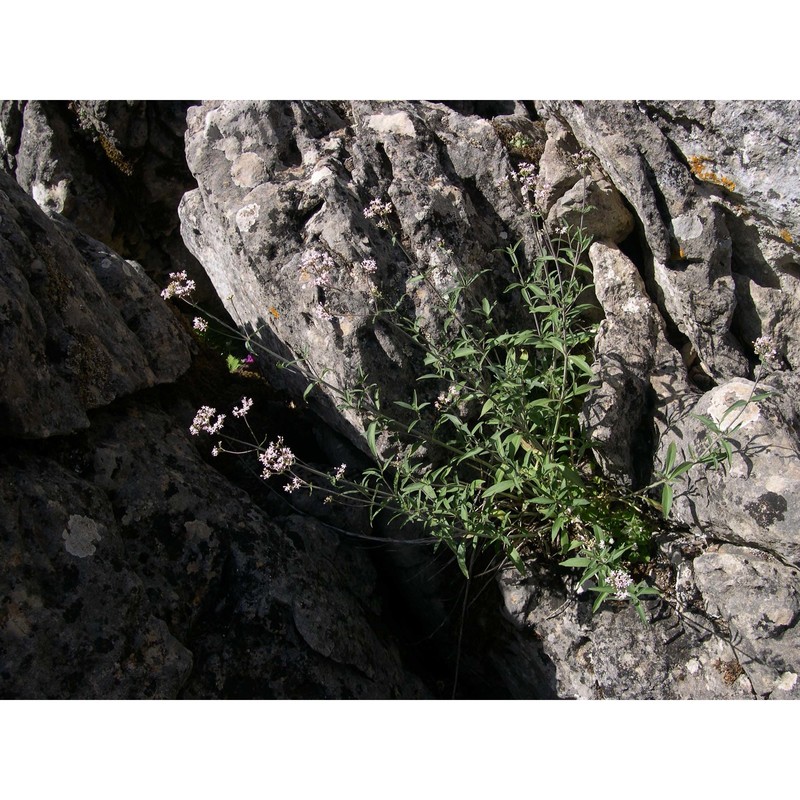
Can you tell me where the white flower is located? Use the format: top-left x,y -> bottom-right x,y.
258,437 -> 296,479
190,406 -> 226,436
515,162 -> 537,194
299,248 -> 335,288
607,569 -> 633,601
334,463 -> 347,480
363,198 -> 393,229
314,302 -> 335,322
363,198 -> 393,218
284,475 -> 306,493
193,317 -> 208,332
232,397 -> 254,418
161,271 -> 196,300
434,384 -> 460,411
359,258 -> 378,274
754,335 -> 781,368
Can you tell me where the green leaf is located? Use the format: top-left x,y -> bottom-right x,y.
664,441 -> 677,474
661,483 -> 673,520
568,354 -> 594,377
669,461 -> 695,479
560,556 -> 592,568
366,421 -> 378,458
507,546 -> 526,575
226,354 -> 242,373
456,540 -> 470,579
482,479 -> 516,499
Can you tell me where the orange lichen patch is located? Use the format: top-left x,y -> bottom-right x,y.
688,155 -> 736,192
268,307 -> 280,319
779,229 -> 793,244
670,243 -> 686,262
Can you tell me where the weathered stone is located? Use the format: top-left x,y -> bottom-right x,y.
3,99 -> 800,699
0,444 -> 194,698
693,544 -> 800,698
539,101 -> 750,380
497,560 -> 755,699
653,377 -> 800,563
179,100 -> 540,447
0,169 -> 192,438
547,176 -> 634,244
0,100 -> 213,299
582,240 -> 690,484
0,399 -> 430,699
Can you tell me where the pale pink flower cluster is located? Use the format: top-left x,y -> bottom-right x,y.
299,249 -> 334,288
232,397 -> 254,418
190,406 -> 226,436
607,569 -> 633,601
314,302 -> 334,322
334,463 -> 347,480
363,198 -> 393,229
211,441 -> 223,457
359,258 -> 378,274
258,437 -> 296,479
754,335 -> 781,368
516,162 -> 537,195
161,271 -> 196,300
284,475 -> 306,493
193,317 -> 208,332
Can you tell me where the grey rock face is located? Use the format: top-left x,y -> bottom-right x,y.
0,170 -> 429,699
582,240 -> 690,484
693,544 -> 800,698
0,402 -> 428,698
177,100 -> 800,698
497,559 -> 756,699
0,100 -> 211,298
178,100 -> 547,444
0,169 -> 192,438
4,99 -> 799,698
654,377 -> 800,564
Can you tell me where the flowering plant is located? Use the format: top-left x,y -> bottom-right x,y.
165,178 -> 770,623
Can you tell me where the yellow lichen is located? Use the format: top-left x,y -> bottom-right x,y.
688,155 -> 736,192
98,134 -> 134,176
779,228 -> 793,244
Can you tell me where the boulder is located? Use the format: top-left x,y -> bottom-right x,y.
178,100 -> 542,446
0,169 -> 192,438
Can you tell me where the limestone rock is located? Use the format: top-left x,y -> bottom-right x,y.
654,377 -> 800,564
0,100 -> 212,300
496,560 -> 755,699
0,400 -> 429,699
582,240 -> 690,484
693,544 -> 800,698
179,100 -> 540,447
539,101 -> 751,380
0,170 -> 192,438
